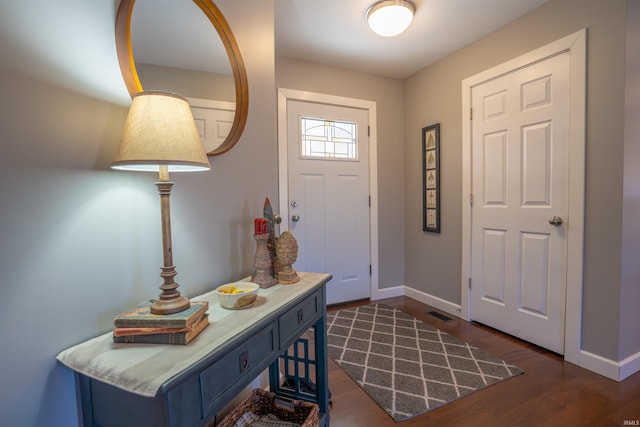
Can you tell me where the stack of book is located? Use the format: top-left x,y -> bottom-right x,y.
113,300 -> 209,345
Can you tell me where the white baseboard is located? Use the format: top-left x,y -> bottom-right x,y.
370,284 -> 462,318
620,351 -> 640,381
403,286 -> 463,319
577,350 -> 624,381
575,349 -> 640,382
370,285 -> 404,301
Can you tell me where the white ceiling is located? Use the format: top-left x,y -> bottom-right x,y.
133,0 -> 550,80
275,0 -> 550,79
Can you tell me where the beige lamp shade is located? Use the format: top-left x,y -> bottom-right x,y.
112,91 -> 211,172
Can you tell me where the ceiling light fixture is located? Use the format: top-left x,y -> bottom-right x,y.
366,0 -> 416,37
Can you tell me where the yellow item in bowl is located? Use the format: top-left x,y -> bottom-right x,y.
215,282 -> 259,309
217,285 -> 246,294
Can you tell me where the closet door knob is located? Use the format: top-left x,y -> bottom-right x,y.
548,216 -> 563,226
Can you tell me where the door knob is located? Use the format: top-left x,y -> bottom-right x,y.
548,216 -> 563,226
291,214 -> 300,222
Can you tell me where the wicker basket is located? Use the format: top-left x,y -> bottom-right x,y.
217,388 -> 319,427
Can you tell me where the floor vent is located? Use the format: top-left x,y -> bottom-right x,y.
427,311 -> 452,322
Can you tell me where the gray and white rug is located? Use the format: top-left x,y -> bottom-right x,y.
326,304 -> 523,422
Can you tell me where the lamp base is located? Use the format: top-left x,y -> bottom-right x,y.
151,295 -> 190,315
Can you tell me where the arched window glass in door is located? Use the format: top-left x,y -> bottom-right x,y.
300,117 -> 358,160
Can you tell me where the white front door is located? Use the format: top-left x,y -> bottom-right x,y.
286,99 -> 371,305
469,52 -> 570,354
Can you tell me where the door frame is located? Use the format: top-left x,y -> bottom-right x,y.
277,88 -> 380,300
460,30 -> 586,365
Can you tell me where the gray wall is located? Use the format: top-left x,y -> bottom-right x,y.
137,62 -> 236,102
275,58 -> 406,290
621,0 -> 640,361
403,0 -> 630,362
0,1 -> 276,426
0,1 -> 636,425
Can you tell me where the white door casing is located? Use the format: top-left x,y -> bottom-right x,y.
461,30 -> 586,363
277,89 -> 380,304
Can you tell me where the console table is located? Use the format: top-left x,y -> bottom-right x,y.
57,272 -> 332,427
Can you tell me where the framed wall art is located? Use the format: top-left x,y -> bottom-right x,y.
422,123 -> 440,233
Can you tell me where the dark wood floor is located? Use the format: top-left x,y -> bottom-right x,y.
326,296 -> 640,427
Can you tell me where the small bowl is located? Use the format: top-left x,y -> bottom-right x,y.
215,282 -> 259,309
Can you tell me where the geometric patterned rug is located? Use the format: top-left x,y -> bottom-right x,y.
326,304 -> 523,422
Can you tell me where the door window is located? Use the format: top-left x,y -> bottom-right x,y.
300,116 -> 358,160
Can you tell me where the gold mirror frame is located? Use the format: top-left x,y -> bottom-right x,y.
115,0 -> 249,156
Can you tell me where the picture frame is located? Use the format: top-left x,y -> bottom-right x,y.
422,123 -> 440,232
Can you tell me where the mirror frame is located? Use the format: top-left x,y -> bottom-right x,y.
115,0 -> 249,156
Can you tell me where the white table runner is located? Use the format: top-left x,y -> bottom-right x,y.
56,272 -> 329,397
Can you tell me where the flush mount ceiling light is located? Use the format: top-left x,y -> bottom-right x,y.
366,0 -> 416,37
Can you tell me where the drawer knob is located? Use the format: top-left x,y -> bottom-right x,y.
239,351 -> 249,373
297,309 -> 304,324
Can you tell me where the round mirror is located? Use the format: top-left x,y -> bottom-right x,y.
116,0 -> 248,156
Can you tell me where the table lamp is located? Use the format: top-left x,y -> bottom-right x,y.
112,91 -> 211,314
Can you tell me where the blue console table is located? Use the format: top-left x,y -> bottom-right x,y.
57,272 -> 332,427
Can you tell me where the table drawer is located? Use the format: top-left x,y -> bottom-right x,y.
200,322 -> 277,417
278,289 -> 321,348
